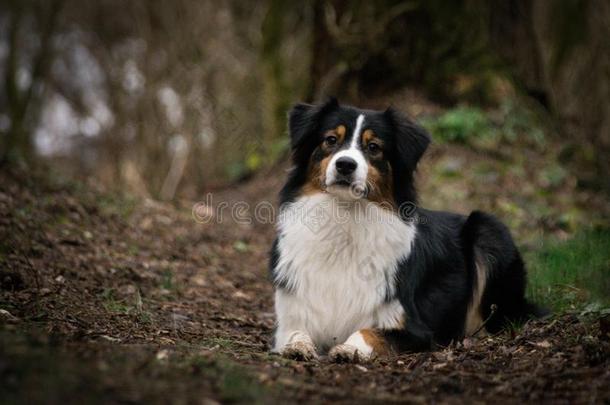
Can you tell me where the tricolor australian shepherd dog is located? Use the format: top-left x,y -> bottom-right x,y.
270,98 -> 545,362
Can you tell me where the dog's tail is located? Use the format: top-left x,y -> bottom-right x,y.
461,211 -> 550,334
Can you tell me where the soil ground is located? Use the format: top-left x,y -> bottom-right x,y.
1,164 -> 609,404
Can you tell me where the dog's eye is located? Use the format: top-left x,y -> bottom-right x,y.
325,135 -> 337,146
367,142 -> 381,154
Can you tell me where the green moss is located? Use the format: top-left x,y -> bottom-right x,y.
101,292 -> 133,314
161,269 -> 175,291
421,106 -> 494,144
96,193 -> 137,221
99,288 -> 154,323
200,337 -> 241,351
526,229 -> 610,312
186,354 -> 272,404
420,98 -> 546,146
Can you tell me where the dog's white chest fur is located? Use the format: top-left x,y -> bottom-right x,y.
273,193 -> 416,350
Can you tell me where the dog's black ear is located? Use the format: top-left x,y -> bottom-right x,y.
384,107 -> 430,172
384,107 -> 430,207
288,97 -> 338,151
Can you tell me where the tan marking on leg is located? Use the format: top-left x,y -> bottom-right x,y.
465,252 -> 487,336
328,329 -> 391,363
360,329 -> 390,355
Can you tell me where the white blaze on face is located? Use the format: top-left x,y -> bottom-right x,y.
325,114 -> 369,199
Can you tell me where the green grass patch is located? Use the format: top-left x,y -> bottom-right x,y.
421,106 -> 494,144
526,229 -> 610,312
100,288 -> 132,314
99,288 -> 154,323
160,269 -> 182,297
96,193 -> 137,220
185,354 -> 272,403
420,99 -> 546,146
161,270 -> 175,291
199,337 -> 241,351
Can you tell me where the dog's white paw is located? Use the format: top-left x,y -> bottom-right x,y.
280,341 -> 318,361
328,343 -> 371,363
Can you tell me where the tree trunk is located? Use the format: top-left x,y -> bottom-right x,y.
261,0 -> 291,147
490,0 -> 610,192
1,0 -> 62,166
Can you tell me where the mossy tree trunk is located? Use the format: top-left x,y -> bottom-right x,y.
261,0 -> 292,151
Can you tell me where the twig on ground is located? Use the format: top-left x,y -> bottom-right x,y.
470,304 -> 498,338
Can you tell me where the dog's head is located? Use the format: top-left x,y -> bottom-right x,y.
282,98 -> 430,210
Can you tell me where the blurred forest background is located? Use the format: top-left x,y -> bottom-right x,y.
1,2 -> 610,401
0,1 -> 608,303
1,0 -> 608,195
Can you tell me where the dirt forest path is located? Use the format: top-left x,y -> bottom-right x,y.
1,169 -> 609,404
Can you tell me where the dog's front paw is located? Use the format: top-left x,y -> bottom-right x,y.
281,341 -> 318,361
328,343 -> 370,363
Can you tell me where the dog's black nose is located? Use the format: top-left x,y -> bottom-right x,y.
336,157 -> 357,175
